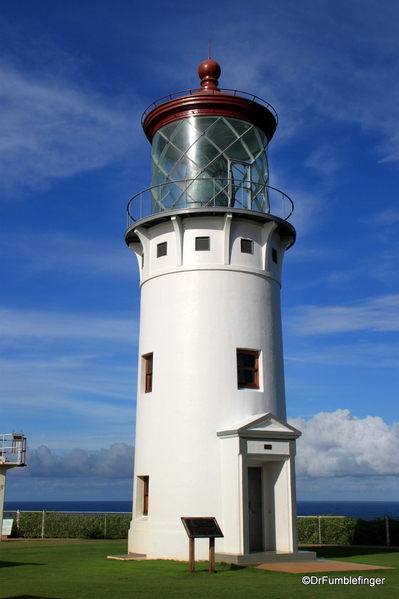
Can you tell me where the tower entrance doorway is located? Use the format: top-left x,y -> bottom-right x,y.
248,466 -> 263,552
247,460 -> 287,553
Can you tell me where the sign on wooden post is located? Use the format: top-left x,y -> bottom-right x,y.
181,517 -> 224,573
1,519 -> 13,539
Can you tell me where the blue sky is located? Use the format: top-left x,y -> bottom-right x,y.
2,0 -> 399,502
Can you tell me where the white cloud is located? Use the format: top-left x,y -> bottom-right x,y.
286,295 -> 399,335
0,306 -> 138,342
0,59 -> 140,195
305,145 -> 341,177
296,474 -> 399,502
290,409 -> 399,478
285,340 -> 399,368
0,232 -> 134,278
373,209 -> 399,227
211,2 -> 399,165
0,307 -> 138,433
9,443 -> 134,478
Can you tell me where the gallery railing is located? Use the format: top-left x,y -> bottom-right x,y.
126,178 -> 294,226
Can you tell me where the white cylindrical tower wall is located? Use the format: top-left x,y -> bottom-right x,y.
128,210 -> 294,559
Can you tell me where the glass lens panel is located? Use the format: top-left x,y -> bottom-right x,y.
226,118 -> 252,136
190,136 -> 222,168
150,117 -> 270,214
170,119 -> 203,153
241,129 -> 265,156
193,117 -> 218,132
206,119 -> 239,152
152,134 -> 168,161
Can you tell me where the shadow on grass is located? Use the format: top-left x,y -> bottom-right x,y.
1,596 -> 61,599
0,561 -> 45,568
223,563 -> 246,571
301,546 -> 399,559
182,562 -> 248,574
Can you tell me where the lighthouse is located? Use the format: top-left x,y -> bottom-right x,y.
125,59 -> 308,564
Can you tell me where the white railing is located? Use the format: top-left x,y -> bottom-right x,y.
0,433 -> 27,466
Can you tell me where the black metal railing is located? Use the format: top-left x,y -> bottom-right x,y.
126,178 -> 294,226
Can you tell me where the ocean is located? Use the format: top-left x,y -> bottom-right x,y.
4,500 -> 399,519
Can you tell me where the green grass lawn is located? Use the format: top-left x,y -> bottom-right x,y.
0,540 -> 398,599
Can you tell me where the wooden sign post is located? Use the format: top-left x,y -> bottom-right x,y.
181,517 -> 224,573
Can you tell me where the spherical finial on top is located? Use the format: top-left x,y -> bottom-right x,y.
198,59 -> 221,91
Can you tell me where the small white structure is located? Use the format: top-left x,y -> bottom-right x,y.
0,433 -> 26,540
125,59 -> 311,563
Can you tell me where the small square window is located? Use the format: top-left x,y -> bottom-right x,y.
195,236 -> 210,251
237,349 -> 259,389
144,353 -> 153,392
157,242 -> 167,257
241,239 -> 253,254
272,248 -> 278,264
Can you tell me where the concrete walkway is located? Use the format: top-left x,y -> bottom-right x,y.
256,560 -> 394,573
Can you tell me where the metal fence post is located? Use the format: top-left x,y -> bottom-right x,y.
385,515 -> 390,546
41,510 -> 45,539
104,513 -> 107,539
318,516 -> 322,544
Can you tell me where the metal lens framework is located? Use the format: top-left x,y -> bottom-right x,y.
150,116 -> 270,213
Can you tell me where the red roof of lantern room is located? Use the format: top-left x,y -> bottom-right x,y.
142,59 -> 278,143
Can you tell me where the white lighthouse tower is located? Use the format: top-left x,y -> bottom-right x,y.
125,59 -> 308,564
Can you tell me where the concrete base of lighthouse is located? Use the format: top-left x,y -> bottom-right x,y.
215,550 -> 317,565
110,550 -> 317,564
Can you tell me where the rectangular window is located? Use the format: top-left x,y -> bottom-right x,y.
241,238 -> 254,254
272,248 -> 278,264
195,236 -> 210,251
144,353 -> 153,393
143,476 -> 149,516
157,242 -> 167,257
237,349 -> 259,388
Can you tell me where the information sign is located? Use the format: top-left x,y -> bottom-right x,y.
181,517 -> 223,573
2,519 -> 13,536
181,517 -> 224,538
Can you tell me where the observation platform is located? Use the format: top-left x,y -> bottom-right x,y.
125,179 -> 295,246
0,433 -> 26,468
